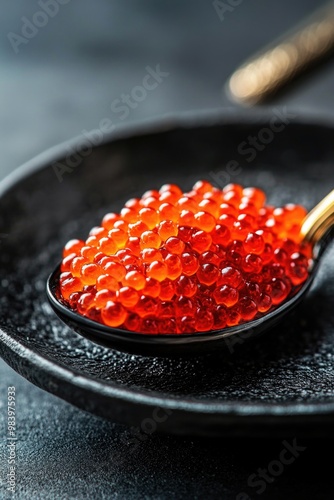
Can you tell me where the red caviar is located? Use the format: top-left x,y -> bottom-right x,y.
59,181 -> 311,333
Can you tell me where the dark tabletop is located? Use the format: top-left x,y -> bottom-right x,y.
1,1 -> 334,498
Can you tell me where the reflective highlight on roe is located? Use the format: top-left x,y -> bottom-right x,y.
59,181 -> 312,334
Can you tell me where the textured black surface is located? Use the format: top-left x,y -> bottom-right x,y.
1,2 -> 334,497
1,114 -> 334,439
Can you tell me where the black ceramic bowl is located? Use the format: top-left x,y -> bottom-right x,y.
1,111 -> 334,436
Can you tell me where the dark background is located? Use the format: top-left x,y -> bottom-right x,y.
1,1 -> 334,498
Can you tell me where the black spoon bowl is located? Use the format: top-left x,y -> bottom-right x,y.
46,264 -> 317,356
46,206 -> 334,357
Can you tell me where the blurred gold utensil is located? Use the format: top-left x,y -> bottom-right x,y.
228,2 -> 334,106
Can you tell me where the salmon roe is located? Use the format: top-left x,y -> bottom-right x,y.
59,181 -> 311,333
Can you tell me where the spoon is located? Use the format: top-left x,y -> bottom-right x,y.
227,2 -> 334,106
46,189 -> 334,356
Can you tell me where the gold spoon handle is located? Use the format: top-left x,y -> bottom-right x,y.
301,190 -> 334,248
228,2 -> 334,105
